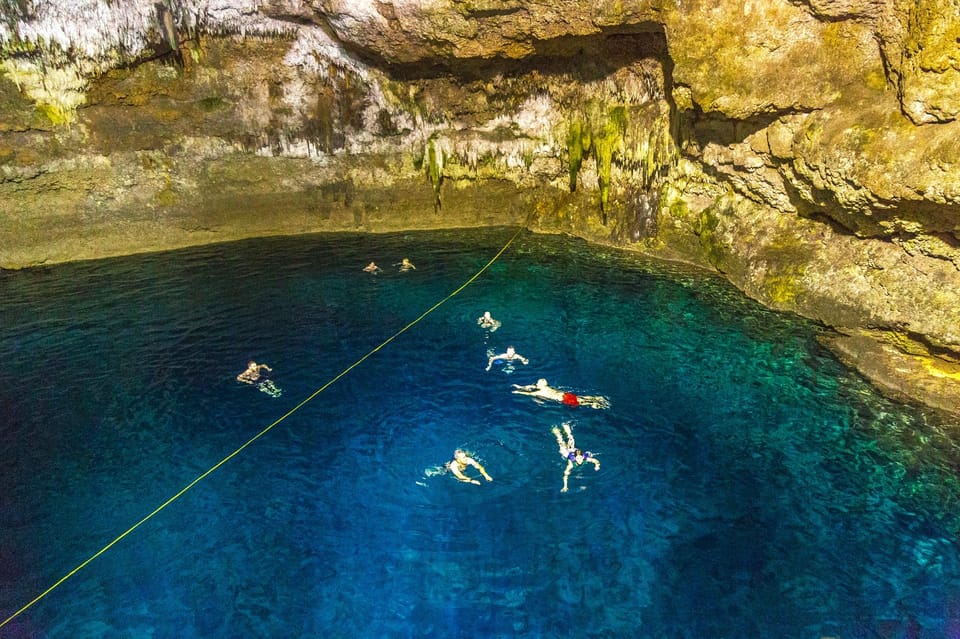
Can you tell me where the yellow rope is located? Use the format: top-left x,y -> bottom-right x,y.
0,223 -> 528,630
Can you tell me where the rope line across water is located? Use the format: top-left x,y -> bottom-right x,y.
1,223 -> 528,630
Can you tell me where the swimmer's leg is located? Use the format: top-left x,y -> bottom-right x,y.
551,426 -> 566,448
423,465 -> 446,478
562,422 -> 574,446
258,380 -> 282,397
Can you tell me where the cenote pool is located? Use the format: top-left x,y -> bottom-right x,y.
2,228 -> 959,638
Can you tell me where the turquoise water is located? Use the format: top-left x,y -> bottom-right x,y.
2,229 -> 959,638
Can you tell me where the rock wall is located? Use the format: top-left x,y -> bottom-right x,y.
1,0 -> 958,415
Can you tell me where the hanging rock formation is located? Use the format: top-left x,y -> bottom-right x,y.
1,0 -> 958,414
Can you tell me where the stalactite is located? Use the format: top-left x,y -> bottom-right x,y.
567,119 -> 584,192
426,136 -> 445,212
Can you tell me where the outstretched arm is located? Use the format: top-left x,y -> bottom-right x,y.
450,462 -> 480,485
469,459 -> 493,482
588,457 -> 601,471
512,383 -> 537,394
561,460 -> 573,492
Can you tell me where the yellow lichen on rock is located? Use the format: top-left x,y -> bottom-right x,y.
1,59 -> 87,125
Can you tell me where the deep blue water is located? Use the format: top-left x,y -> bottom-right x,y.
2,229 -> 960,639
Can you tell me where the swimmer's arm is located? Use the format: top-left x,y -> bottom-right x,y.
469,459 -> 493,481
511,383 -> 536,394
236,374 -> 254,384
485,355 -> 496,371
260,364 -> 273,373
561,461 -> 573,492
450,464 -> 480,485
588,457 -> 601,471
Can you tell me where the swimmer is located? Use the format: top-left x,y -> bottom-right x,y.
396,257 -> 416,272
512,378 -> 610,409
363,261 -> 382,274
448,449 -> 493,485
237,360 -> 272,385
552,423 -> 600,492
486,345 -> 529,371
477,311 -> 501,332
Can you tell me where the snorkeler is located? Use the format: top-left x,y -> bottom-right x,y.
486,345 -> 529,371
396,257 -> 416,272
477,311 -> 501,332
552,423 -> 600,492
363,261 -> 382,274
512,378 -> 610,409
448,449 -> 493,485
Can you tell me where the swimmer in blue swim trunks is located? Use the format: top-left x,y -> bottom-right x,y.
486,345 -> 528,371
552,423 -> 600,492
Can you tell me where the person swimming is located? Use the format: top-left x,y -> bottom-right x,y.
486,345 -> 529,371
236,360 -> 282,397
447,449 -> 493,485
237,360 -> 271,384
477,311 -> 501,331
397,257 -> 416,272
363,261 -> 382,274
512,378 -> 610,409
551,423 -> 600,492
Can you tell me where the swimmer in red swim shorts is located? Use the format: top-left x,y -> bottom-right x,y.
511,378 -> 609,409
561,392 -> 580,407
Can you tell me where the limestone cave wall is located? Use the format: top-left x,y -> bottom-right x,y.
1,0 -> 958,414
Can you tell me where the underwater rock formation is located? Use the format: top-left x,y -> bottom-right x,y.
1,0 -> 958,414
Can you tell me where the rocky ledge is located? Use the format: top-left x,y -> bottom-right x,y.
1,0 -> 958,416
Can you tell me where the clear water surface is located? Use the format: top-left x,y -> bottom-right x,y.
2,229 -> 959,639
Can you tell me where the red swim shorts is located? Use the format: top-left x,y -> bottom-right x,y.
561,392 -> 580,407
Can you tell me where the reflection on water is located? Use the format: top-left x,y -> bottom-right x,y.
1,229 -> 959,638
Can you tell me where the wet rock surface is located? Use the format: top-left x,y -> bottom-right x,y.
1,0 -> 958,415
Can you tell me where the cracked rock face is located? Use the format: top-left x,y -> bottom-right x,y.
1,0 -> 959,415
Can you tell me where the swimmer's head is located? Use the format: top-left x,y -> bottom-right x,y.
573,449 -> 585,464
454,449 -> 467,460
247,361 -> 257,369
536,378 -> 548,388
506,346 -> 515,355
